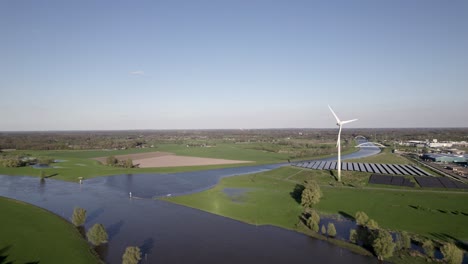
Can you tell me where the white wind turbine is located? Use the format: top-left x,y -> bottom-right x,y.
328,105 -> 358,182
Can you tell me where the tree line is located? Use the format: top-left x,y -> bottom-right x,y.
71,207 -> 142,264
299,180 -> 464,263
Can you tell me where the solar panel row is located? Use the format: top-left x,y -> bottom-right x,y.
293,162 -> 432,177
368,174 -> 415,187
414,177 -> 468,189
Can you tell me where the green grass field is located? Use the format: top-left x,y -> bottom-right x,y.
166,166 -> 468,242
0,197 -> 101,264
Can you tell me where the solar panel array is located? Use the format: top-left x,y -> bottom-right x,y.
414,177 -> 468,189
293,161 -> 432,176
368,174 -> 415,187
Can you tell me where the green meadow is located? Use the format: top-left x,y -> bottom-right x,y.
0,197 -> 101,264
166,166 -> 468,241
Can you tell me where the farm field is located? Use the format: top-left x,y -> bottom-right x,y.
0,197 -> 101,264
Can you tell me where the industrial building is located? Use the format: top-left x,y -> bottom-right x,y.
421,153 -> 466,163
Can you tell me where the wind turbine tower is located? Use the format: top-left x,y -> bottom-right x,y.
328,105 -> 358,182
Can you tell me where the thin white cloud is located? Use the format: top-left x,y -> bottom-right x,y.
130,70 -> 145,76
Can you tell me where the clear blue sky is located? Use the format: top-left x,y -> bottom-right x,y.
1,0 -> 467,130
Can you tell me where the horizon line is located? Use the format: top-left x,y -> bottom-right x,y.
1,127 -> 468,133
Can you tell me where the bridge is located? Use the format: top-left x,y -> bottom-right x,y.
355,142 -> 387,148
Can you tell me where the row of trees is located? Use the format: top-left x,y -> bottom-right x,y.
300,180 -> 339,237
351,211 -> 464,263
71,207 -> 108,246
298,181 -> 464,263
71,207 -> 142,264
0,155 -> 54,168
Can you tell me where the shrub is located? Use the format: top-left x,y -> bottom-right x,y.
327,223 -> 337,237
122,246 -> 142,264
71,207 -> 87,227
441,243 -> 463,264
87,223 -> 108,246
372,229 -> 395,261
300,180 -> 322,208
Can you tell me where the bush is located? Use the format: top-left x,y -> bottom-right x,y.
38,157 -> 54,165
87,223 -> 108,246
395,231 -> 411,251
372,229 -> 395,261
106,156 -> 118,166
301,180 -> 322,208
349,229 -> 357,244
441,243 -> 463,264
422,239 -> 434,258
124,158 -> 133,168
2,158 -> 23,167
366,219 -> 379,230
327,223 -> 337,237
355,211 -> 369,226
122,246 -> 142,264
71,207 -> 87,227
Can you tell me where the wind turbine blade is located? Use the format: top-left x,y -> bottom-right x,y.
328,105 -> 341,123
341,119 -> 358,125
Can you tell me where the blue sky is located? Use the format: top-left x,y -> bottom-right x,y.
1,0 -> 467,130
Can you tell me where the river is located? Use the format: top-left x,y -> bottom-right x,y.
0,143 -> 381,263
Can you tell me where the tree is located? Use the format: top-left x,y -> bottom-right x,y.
122,246 -> 142,264
441,243 -> 463,264
310,210 -> 320,225
366,219 -> 379,230
349,229 -> 358,244
38,157 -> 53,165
106,156 -> 118,166
308,221 -> 319,232
300,180 -> 322,208
327,223 -> 337,238
87,223 -> 108,246
124,158 -> 133,168
396,231 -> 411,250
2,158 -> 23,167
372,229 -> 395,261
321,225 -> 326,235
71,207 -> 87,227
305,209 -> 320,232
355,211 -> 369,226
422,239 -> 434,259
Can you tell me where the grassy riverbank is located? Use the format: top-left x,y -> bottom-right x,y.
165,166 -> 468,241
0,196 -> 101,264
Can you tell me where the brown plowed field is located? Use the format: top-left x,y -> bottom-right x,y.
93,152 -> 173,164
93,151 -> 252,168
